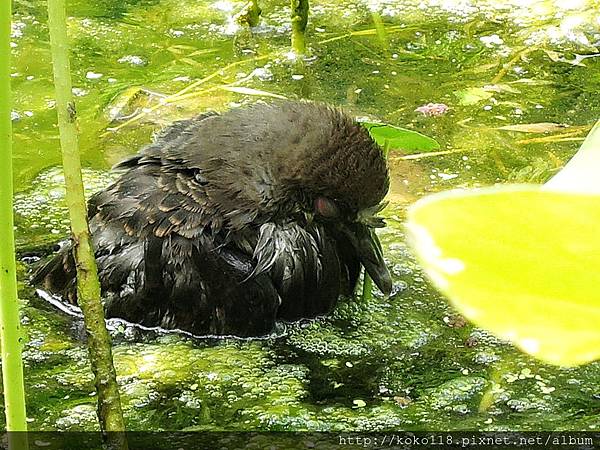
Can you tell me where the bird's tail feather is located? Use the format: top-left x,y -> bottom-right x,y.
30,240 -> 78,302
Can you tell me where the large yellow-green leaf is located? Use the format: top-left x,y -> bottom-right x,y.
407,186 -> 600,367
545,120 -> 600,194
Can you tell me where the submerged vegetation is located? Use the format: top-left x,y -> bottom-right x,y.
2,0 -> 600,435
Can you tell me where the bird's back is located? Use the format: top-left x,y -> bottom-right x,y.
32,101 -> 387,337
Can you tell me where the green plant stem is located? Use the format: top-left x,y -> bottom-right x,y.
0,0 -> 29,448
361,269 -> 373,302
236,0 -> 261,27
47,0 -> 128,447
370,11 -> 388,51
361,139 -> 391,302
247,0 -> 261,27
382,137 -> 391,160
291,0 -> 309,55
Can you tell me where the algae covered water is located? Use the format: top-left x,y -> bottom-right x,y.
9,0 -> 600,432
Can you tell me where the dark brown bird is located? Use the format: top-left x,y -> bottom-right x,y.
33,101 -> 392,337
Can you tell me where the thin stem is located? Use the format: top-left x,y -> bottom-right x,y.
361,139 -> 391,302
361,269 -> 373,302
382,137 -> 391,160
46,0 -> 128,447
0,0 -> 29,448
246,0 -> 261,27
291,0 -> 309,55
370,10 -> 388,51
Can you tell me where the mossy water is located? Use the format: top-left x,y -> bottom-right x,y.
8,0 -> 600,432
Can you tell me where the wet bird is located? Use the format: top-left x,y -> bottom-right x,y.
33,101 -> 392,337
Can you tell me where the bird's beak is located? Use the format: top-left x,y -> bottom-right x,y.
341,222 -> 392,295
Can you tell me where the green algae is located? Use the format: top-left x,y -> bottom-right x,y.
14,210 -> 600,431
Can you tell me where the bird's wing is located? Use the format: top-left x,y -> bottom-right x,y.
89,156 -> 216,240
251,221 -> 342,320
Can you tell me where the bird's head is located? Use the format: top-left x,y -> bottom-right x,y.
264,102 -> 392,295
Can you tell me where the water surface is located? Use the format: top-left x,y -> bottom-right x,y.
10,0 -> 600,432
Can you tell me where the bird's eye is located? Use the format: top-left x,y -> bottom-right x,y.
314,196 -> 340,218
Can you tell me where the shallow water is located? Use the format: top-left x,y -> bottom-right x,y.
9,0 -> 600,432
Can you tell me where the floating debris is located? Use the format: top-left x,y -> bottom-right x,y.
117,55 -> 147,66
85,71 -> 103,80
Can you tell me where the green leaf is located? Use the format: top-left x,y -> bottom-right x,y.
496,122 -> 567,133
362,122 -> 440,153
407,186 -> 600,367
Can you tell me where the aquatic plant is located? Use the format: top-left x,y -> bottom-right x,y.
238,0 -> 261,27
46,0 -> 128,446
408,120 -> 600,367
0,0 -> 28,447
8,0 -> 600,433
290,0 -> 309,55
